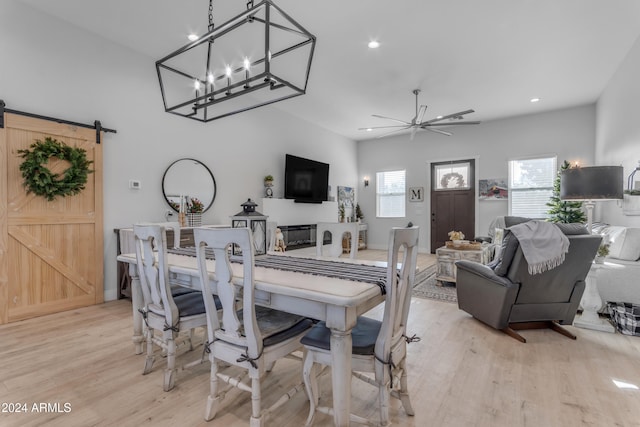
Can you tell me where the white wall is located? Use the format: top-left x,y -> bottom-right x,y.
596,32 -> 640,228
357,104 -> 596,252
0,0 -> 357,301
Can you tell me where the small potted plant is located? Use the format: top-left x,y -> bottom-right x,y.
596,242 -> 610,264
338,204 -> 345,222
187,197 -> 204,227
355,203 -> 364,222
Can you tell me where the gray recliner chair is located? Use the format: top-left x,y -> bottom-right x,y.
456,222 -> 601,343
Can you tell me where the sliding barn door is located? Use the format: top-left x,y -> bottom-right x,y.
0,113 -> 103,324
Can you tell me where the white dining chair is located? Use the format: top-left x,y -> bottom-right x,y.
194,227 -> 313,426
316,222 -> 359,258
133,223 -> 212,391
302,226 -> 420,426
266,221 -> 277,252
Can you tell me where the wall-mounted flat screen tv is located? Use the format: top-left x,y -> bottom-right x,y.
284,154 -> 329,203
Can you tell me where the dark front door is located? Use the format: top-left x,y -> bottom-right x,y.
430,159 -> 475,252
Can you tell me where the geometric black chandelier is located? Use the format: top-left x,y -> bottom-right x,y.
156,0 -> 316,122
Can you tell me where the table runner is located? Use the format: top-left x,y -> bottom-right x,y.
168,247 -> 388,293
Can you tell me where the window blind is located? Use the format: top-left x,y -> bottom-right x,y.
376,170 -> 406,218
509,156 -> 556,218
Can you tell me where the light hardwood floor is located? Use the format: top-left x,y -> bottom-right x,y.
1,294 -> 640,426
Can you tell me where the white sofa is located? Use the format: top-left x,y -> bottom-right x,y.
592,223 -> 640,306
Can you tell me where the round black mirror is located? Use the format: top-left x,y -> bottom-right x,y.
162,158 -> 217,213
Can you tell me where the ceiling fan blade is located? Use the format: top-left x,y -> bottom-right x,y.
426,121 -> 481,126
372,114 -> 411,125
421,109 -> 476,125
358,125 -> 409,130
410,126 -> 419,140
421,126 -> 452,136
414,105 -> 427,125
376,126 -> 412,139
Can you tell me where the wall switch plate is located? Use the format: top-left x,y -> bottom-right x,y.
129,179 -> 141,190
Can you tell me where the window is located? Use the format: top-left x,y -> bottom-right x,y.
376,170 -> 405,218
509,156 -> 557,218
433,162 -> 471,190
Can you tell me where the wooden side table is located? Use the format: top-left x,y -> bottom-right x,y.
436,245 -> 492,285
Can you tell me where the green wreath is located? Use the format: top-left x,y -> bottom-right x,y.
17,137 -> 93,201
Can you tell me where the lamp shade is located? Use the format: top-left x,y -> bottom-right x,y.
560,166 -> 623,200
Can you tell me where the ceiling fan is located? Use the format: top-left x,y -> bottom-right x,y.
359,89 -> 480,139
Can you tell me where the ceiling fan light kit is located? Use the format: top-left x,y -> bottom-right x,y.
156,0 -> 316,122
360,89 -> 480,139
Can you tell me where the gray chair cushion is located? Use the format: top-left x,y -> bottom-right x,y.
492,221 -> 587,277
174,291 -> 221,317
555,223 -> 589,235
491,216 -> 531,276
504,216 -> 531,227
301,316 -> 382,355
170,285 -> 198,297
493,230 -> 520,277
238,306 -> 313,347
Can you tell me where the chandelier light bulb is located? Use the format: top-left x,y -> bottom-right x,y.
207,73 -> 214,84
368,40 -> 380,49
243,57 -> 251,89
225,65 -> 232,77
188,34 -> 198,41
194,80 -> 201,90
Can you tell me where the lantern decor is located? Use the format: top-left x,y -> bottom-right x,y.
231,199 -> 268,255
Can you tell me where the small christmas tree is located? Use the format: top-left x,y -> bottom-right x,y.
546,160 -> 586,224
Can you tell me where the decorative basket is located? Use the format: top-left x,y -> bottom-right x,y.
445,240 -> 482,250
607,302 -> 640,336
187,213 -> 202,227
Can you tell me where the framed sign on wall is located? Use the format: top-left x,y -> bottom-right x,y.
408,187 -> 424,202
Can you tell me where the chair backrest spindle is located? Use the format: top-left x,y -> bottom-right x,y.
377,226 -> 419,361
195,228 -> 262,358
133,224 -> 179,330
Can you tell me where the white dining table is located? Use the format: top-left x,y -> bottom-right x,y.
117,250 -> 386,427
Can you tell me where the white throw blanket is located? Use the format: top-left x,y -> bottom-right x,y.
508,221 -> 570,275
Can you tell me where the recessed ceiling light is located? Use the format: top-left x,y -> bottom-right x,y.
368,40 -> 380,49
188,34 -> 199,41
436,115 -> 443,119
366,128 -> 373,132
530,97 -> 540,103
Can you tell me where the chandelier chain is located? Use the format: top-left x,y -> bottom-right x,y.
208,0 -> 214,32
246,0 -> 254,10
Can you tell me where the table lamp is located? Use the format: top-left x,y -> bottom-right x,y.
560,165 -> 623,233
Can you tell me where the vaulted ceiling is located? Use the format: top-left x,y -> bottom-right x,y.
20,0 -> 640,140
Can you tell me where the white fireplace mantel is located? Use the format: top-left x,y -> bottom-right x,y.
260,198 -> 338,225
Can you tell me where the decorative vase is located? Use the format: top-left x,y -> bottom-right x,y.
187,212 -> 202,227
